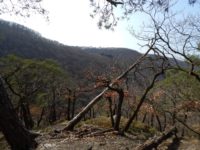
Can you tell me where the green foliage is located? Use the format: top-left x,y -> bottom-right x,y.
129,121 -> 157,136
84,116 -> 112,128
164,70 -> 200,99
0,55 -> 70,107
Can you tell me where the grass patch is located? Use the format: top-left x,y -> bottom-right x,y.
79,116 -> 157,136
128,120 -> 157,136
83,116 -> 112,128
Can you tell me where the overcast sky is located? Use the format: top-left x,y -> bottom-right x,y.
0,0 -> 199,53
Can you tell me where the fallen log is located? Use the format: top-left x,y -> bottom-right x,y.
136,127 -> 177,150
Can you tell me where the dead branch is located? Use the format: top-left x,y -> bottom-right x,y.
106,0 -> 123,7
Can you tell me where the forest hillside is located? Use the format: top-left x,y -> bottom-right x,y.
0,19 -> 200,150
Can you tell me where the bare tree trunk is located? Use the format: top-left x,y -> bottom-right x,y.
37,107 -> 45,127
63,49 -> 151,131
163,112 -> 167,130
156,114 -> 162,131
181,113 -> 187,137
71,93 -> 76,118
92,107 -> 95,118
114,89 -> 124,131
107,97 -> 114,127
123,71 -> 164,132
89,108 -> 92,119
136,127 -> 177,150
49,103 -> 56,123
142,113 -> 147,123
0,77 -> 37,150
67,97 -> 71,120
150,114 -> 154,127
21,102 -> 34,129
49,88 -> 57,123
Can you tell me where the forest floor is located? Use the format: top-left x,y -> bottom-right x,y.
35,125 -> 200,150
1,118 -> 200,150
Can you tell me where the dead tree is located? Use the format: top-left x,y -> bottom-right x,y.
63,48 -> 152,131
0,77 -> 38,150
136,127 -> 177,150
107,87 -> 124,131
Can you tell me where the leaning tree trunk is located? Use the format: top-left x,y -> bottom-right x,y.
136,127 -> 177,150
63,49 -> 151,131
123,71 -> 164,133
0,77 -> 37,150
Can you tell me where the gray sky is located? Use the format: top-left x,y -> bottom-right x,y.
0,0 -> 199,53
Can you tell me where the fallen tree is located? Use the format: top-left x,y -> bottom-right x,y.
63,48 -> 152,131
136,127 -> 177,150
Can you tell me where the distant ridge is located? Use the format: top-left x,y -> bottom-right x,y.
0,19 -> 142,79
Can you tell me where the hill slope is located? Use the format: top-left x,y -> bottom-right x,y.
0,19 -> 142,80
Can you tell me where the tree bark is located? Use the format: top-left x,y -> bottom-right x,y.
114,89 -> 124,131
156,114 -> 162,132
163,112 -> 167,130
107,97 -> 114,127
150,114 -> 154,127
21,102 -> 34,129
142,113 -> 147,123
71,92 -> 76,118
0,77 -> 37,150
67,97 -> 71,120
37,106 -> 45,127
49,88 -> 57,123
